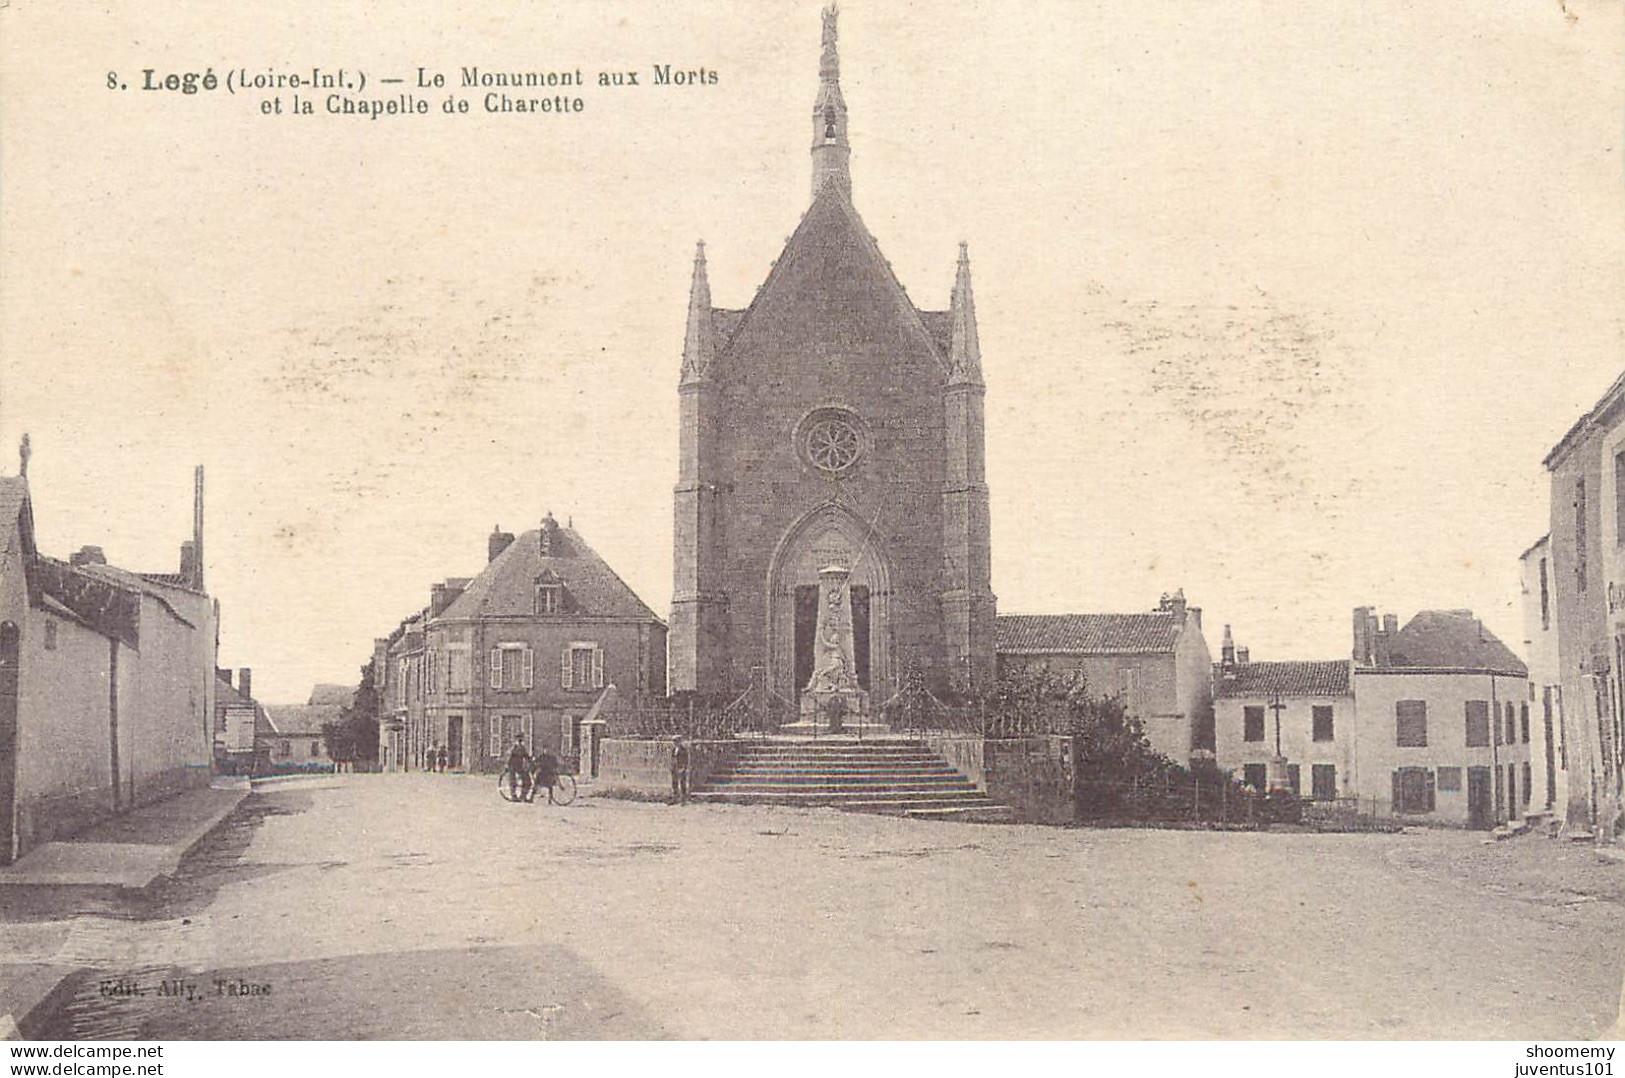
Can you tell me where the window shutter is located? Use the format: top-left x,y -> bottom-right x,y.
489,721 -> 499,758
561,645 -> 573,690
592,645 -> 604,688
1391,770 -> 1401,813
1426,770 -> 1437,813
522,646 -> 534,689
490,648 -> 501,689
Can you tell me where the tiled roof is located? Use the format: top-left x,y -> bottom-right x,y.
1384,610 -> 1528,676
308,684 -> 353,706
996,613 -> 1181,655
264,704 -> 342,736
440,520 -> 660,622
1214,660 -> 1351,699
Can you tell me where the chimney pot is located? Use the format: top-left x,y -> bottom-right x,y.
488,526 -> 515,563
238,667 -> 252,701
1236,646 -> 1250,664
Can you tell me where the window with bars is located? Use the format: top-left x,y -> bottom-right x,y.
1312,706 -> 1334,742
1311,764 -> 1337,801
1243,706 -> 1265,743
1396,700 -> 1428,747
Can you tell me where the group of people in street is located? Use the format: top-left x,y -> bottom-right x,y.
421,745 -> 450,772
504,736 -> 564,803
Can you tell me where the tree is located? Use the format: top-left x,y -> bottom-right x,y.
324,661 -> 380,766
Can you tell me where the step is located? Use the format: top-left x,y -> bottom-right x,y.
692,788 -> 991,804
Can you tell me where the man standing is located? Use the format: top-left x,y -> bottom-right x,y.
670,734 -> 691,805
505,735 -> 533,802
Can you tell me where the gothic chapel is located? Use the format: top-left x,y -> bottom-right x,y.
670,8 -> 995,708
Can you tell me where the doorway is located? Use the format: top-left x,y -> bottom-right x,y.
446,716 -> 464,770
1467,766 -> 1493,830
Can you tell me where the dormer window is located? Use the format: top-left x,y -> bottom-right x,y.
535,582 -> 562,615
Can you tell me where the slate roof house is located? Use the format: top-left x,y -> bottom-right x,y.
1214,608 -> 1531,828
995,591 -> 1214,765
377,513 -> 666,776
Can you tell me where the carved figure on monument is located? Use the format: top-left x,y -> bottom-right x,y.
805,568 -> 856,694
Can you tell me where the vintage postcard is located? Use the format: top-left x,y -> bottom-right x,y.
0,0 -> 1622,1050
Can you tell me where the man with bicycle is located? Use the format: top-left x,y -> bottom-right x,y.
504,735 -> 533,803
529,744 -> 562,803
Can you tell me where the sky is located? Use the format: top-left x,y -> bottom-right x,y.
2,1 -> 1622,704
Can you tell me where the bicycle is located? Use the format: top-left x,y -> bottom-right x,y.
498,765 -> 577,806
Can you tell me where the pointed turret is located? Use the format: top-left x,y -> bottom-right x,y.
810,5 -> 851,201
948,242 -> 983,386
680,241 -> 715,385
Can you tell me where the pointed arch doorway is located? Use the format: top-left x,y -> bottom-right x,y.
766,503 -> 894,709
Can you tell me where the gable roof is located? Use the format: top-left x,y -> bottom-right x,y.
263,704 -> 342,737
996,613 -> 1181,655
308,683 -> 353,706
1382,610 -> 1527,676
440,520 -> 660,622
1214,660 -> 1352,699
713,190 -> 948,380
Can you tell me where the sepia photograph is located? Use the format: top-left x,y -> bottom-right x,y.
0,0 -> 1622,1052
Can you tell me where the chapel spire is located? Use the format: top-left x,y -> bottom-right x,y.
948,242 -> 984,386
680,240 -> 715,385
810,5 -> 851,201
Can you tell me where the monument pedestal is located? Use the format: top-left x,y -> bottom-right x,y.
780,688 -> 889,736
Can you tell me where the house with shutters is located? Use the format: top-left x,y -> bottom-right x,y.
1212,635 -> 1354,802
376,512 -> 666,774
1214,609 -> 1531,828
994,591 -> 1214,765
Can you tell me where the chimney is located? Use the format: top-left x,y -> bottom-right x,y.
1220,624 -> 1236,667
1236,646 -> 1250,664
538,512 -> 559,556
1373,613 -> 1394,667
1187,606 -> 1201,630
217,667 -> 232,688
237,667 -> 252,701
180,540 -> 198,584
430,580 -> 467,618
488,525 -> 515,563
69,545 -> 107,567
1159,589 -> 1189,626
1352,607 -> 1372,665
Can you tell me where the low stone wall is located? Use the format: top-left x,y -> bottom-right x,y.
924,733 -> 1075,825
595,738 -> 738,800
922,732 -> 986,792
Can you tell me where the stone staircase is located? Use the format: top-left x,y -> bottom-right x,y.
691,739 -> 1011,821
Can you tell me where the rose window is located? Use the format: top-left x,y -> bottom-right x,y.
806,417 -> 861,473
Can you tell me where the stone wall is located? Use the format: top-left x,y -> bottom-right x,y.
594,738 -> 738,800
925,733 -> 1075,825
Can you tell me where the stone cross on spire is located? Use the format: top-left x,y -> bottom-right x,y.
810,4 -> 850,201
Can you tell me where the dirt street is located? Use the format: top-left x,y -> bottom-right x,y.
6,773 -> 1622,1039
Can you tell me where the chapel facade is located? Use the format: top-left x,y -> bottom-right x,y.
670,7 -> 995,708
